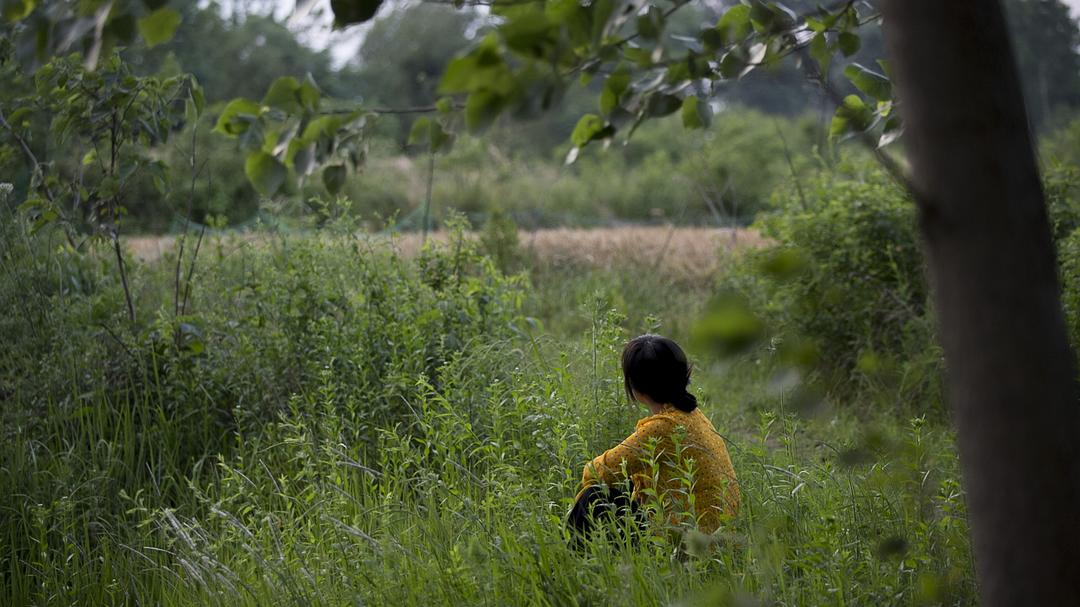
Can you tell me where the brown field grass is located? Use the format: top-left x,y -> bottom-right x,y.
126,226 -> 766,282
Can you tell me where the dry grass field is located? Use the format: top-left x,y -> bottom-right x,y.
126,226 -> 766,281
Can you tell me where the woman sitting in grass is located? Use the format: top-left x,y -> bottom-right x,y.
567,334 -> 740,540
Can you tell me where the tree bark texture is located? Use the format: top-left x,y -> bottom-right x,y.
880,1 -> 1080,604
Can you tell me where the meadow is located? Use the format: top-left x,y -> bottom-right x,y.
11,1 -> 1080,604
0,207 -> 974,606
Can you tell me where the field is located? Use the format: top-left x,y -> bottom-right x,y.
126,226 -> 766,279
1,221 -> 974,606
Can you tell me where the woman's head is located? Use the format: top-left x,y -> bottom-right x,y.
621,334 -> 697,412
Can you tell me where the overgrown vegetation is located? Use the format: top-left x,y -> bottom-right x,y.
1,199 -> 980,605
7,1 -> 1080,605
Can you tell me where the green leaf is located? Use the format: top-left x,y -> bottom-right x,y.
105,13 -> 137,44
435,97 -> 453,114
138,7 -> 181,48
623,47 -> 654,67
571,114 -> 612,148
299,76 -> 321,112
438,35 -> 516,96
465,90 -> 504,133
606,65 -> 630,96
646,94 -> 682,118
323,164 -> 346,195
189,81 -> 205,117
408,117 -> 431,146
262,76 -> 303,113
244,151 -> 286,196
692,296 -> 764,357
3,0 -> 35,22
681,96 -> 710,129
878,116 -> 903,148
716,4 -> 751,45
636,6 -> 664,40
429,120 -> 454,153
300,114 -> 352,143
718,49 -> 746,79
809,32 -> 829,74
838,32 -> 861,57
600,86 -> 618,115
291,141 -> 317,175
843,63 -> 892,101
830,95 -> 871,138
749,0 -> 793,34
213,98 -> 263,136
701,27 -> 724,53
330,0 -> 383,26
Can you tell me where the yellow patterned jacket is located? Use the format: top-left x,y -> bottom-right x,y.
579,405 -> 739,534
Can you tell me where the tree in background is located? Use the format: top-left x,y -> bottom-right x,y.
1005,0 -> 1080,130
353,4 -> 479,110
133,1 -> 352,102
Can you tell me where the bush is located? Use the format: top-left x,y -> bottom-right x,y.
711,160 -> 941,409
761,162 -> 930,367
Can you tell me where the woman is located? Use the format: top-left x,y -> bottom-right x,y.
567,334 -> 739,540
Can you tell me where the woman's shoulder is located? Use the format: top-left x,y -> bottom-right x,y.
634,410 -> 681,431
635,406 -> 697,429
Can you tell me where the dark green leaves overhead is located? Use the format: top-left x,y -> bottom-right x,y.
440,34 -> 522,134
137,7 -> 182,48
838,32 -> 861,57
408,116 -> 455,153
206,0 -> 903,198
844,63 -> 892,101
261,76 -> 321,114
3,0 -> 36,22
636,6 -> 665,41
570,114 -> 613,148
646,94 -> 682,118
215,70 -> 367,196
681,96 -> 711,129
831,95 -> 872,138
245,152 -> 287,197
715,4 -> 752,46
749,0 -> 796,34
440,35 -> 516,97
330,0 -> 384,27
322,164 -> 347,195
213,99 -> 263,136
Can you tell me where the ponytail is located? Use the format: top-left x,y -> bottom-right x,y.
671,389 -> 698,413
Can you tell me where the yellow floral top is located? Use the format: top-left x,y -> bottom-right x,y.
579,405 -> 739,534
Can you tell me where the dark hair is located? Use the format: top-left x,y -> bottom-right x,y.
621,334 -> 697,412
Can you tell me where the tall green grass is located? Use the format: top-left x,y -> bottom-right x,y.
0,216 -> 973,605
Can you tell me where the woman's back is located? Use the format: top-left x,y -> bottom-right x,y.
580,404 -> 739,534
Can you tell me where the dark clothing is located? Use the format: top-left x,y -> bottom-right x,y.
565,482 -> 645,546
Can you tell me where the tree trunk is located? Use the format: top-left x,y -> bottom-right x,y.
880,2 -> 1080,604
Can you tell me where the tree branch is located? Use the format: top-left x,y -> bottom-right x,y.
0,108 -> 79,249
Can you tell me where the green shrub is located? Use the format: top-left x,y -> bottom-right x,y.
760,162 -> 930,368
709,160 -> 942,410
